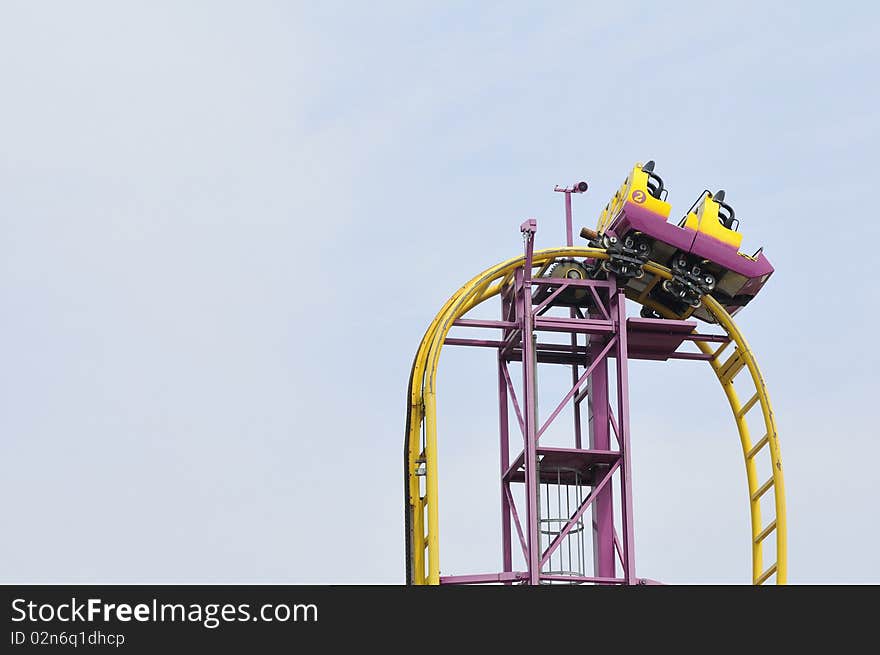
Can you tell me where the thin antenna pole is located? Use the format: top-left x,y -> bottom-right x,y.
554,181 -> 588,246
565,191 -> 573,246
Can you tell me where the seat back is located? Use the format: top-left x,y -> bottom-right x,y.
597,161 -> 672,235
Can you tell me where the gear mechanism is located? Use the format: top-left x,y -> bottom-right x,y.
545,260 -> 591,303
548,260 -> 590,281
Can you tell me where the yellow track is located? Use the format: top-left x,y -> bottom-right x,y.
404,247 -> 786,585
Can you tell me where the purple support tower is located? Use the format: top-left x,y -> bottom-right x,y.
438,187 -> 713,586
443,227 -> 658,585
499,220 -> 639,585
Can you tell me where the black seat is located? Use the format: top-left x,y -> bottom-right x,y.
642,160 -> 665,200
714,190 -> 737,230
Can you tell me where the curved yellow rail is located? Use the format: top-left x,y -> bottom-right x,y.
404,247 -> 786,585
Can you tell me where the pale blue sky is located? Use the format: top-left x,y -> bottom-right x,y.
1,2 -> 877,583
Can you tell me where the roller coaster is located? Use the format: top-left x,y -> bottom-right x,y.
404,162 -> 786,585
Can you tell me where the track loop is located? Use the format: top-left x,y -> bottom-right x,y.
404,248 -> 785,585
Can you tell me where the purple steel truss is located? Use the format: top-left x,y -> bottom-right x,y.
438,220 -> 640,585
439,209 -> 728,585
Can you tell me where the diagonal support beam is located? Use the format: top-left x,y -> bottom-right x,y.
538,336 -> 617,439
588,285 -> 611,321
532,282 -> 570,317
613,527 -> 624,568
504,484 -> 528,561
608,402 -> 620,447
540,459 -> 621,567
501,362 -> 526,437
